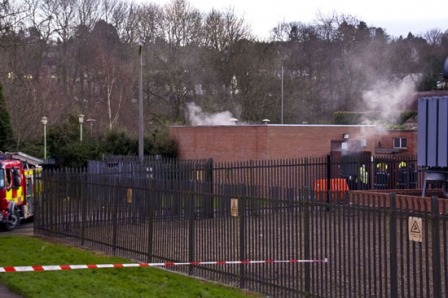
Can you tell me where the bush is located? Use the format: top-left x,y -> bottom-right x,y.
102,130 -> 137,156
333,111 -> 363,124
45,118 -> 178,167
148,125 -> 177,158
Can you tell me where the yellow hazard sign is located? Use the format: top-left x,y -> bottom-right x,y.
231,198 -> 238,217
408,217 -> 422,242
127,188 -> 133,204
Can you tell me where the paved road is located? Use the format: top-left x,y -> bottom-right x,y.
0,220 -> 34,236
0,221 -> 34,298
0,284 -> 22,298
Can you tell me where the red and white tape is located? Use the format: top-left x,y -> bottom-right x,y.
0,258 -> 328,273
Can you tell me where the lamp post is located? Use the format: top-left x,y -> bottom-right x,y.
281,65 -> 284,124
138,40 -> 145,163
86,118 -> 96,137
41,116 -> 48,160
78,114 -> 85,142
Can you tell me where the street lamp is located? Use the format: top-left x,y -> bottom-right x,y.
78,114 -> 85,142
281,65 -> 284,124
86,118 -> 96,137
41,116 -> 48,160
138,40 -> 145,163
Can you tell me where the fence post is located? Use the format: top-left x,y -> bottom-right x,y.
80,170 -> 86,246
431,196 -> 442,298
304,193 -> 311,294
112,186 -> 119,255
33,170 -> 40,234
204,158 -> 214,218
239,184 -> 247,289
304,158 -> 309,189
147,180 -> 155,263
389,193 -> 398,298
188,191 -> 195,276
326,155 -> 331,205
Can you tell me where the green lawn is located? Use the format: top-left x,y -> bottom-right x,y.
0,236 -> 261,298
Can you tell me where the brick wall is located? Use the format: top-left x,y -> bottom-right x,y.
265,125 -> 379,159
170,125 -> 390,162
376,130 -> 417,155
169,125 -> 268,162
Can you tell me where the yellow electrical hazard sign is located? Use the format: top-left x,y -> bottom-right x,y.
408,217 -> 422,242
231,198 -> 238,217
127,189 -> 133,204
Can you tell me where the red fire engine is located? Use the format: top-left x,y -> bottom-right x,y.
0,153 -> 40,231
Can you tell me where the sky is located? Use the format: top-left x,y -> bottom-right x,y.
142,0 -> 448,40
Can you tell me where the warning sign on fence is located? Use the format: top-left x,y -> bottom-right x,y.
408,217 -> 423,242
231,198 -> 238,217
127,188 -> 133,204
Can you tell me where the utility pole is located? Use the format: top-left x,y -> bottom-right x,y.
281,65 -> 284,124
138,40 -> 145,163
41,116 -> 48,160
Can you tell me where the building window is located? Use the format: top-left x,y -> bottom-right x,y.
393,137 -> 407,149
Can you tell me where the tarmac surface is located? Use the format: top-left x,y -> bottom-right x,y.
0,221 -> 34,298
0,283 -> 22,298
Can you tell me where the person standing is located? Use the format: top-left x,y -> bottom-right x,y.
358,164 -> 368,189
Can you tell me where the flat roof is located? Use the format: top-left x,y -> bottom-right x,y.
171,124 -> 378,128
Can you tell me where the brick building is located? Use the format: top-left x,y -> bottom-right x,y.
169,124 -> 417,162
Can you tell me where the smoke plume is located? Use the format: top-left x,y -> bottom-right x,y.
361,75 -> 418,124
186,102 -> 238,126
348,75 -> 420,142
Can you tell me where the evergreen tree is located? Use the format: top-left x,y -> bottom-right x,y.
0,83 -> 14,151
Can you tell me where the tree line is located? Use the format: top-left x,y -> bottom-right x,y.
1,0 -> 448,164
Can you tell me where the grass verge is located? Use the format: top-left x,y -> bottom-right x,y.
0,236 -> 260,298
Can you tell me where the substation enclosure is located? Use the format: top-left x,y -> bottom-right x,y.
417,96 -> 448,196
417,96 -> 448,167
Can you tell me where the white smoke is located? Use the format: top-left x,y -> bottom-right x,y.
186,102 -> 238,126
361,74 -> 419,124
349,75 -> 420,142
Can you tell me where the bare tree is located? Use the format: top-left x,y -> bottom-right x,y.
22,0 -> 54,41
424,28 -> 444,46
145,0 -> 203,121
1,25 -> 67,147
1,0 -> 448,149
0,0 -> 30,34
203,8 -> 251,51
85,20 -> 131,131
203,9 -> 224,50
136,3 -> 163,44
39,0 -> 78,43
161,0 -> 202,47
76,0 -> 101,30
102,0 -> 132,43
0,0 -> 13,34
0,0 -> 64,146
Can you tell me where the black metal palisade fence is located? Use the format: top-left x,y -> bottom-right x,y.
33,155 -> 448,297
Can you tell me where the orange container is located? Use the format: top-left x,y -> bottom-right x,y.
313,178 -> 349,203
313,178 -> 349,192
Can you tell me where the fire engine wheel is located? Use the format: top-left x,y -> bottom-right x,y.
5,209 -> 20,231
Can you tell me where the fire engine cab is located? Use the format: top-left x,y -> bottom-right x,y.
0,152 -> 41,231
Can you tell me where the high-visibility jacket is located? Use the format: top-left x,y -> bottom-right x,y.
359,165 -> 368,184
